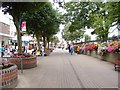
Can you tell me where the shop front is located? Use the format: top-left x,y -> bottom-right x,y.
0,34 -> 11,48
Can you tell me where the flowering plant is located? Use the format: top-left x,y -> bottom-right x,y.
0,58 -> 13,69
91,43 -> 95,50
107,41 -> 118,53
10,53 -> 34,58
85,44 -> 89,50
80,44 -> 85,50
94,44 -> 98,51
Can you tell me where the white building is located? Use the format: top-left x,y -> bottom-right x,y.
0,10 -> 33,50
108,25 -> 119,38
0,12 -> 15,48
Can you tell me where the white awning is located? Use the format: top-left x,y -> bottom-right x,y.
11,35 -> 33,42
0,33 -> 15,38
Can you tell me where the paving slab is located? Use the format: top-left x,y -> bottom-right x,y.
16,49 -> 119,88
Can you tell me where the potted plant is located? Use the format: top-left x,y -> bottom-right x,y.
1,58 -> 18,88
9,52 -> 37,69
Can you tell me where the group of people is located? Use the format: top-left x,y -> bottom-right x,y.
0,43 -> 46,57
31,44 -> 45,56
0,45 -> 15,57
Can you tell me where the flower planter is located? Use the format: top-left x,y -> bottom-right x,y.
83,50 -> 87,55
1,64 -> 18,88
86,51 -> 92,56
9,57 -> 37,69
90,50 -> 97,58
84,51 -> 120,64
104,52 -> 120,63
99,53 -> 108,61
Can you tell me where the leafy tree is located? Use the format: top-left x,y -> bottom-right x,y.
107,2 -> 120,30
63,2 -> 120,41
49,35 -> 59,47
90,2 -> 119,41
63,2 -> 92,31
44,6 -> 60,49
1,2 -> 42,53
23,2 -> 60,50
62,21 -> 84,42
84,34 -> 91,42
63,29 -> 84,42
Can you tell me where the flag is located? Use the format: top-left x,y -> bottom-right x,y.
22,21 -> 26,31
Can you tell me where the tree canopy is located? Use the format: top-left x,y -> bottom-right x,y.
62,1 -> 120,42
1,2 -> 44,53
23,2 -> 61,50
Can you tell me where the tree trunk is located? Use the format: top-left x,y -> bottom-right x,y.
47,37 -> 50,49
36,34 -> 40,51
43,36 -> 46,51
13,17 -> 22,53
48,41 -> 50,49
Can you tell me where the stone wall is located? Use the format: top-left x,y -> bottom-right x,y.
9,57 -> 37,69
1,64 -> 18,88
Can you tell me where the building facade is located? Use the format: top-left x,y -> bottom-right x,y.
0,21 -> 10,48
0,13 -> 17,57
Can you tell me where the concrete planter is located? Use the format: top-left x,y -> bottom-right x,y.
103,52 -> 120,63
83,50 -> 87,55
86,50 -> 92,56
90,50 -> 97,58
85,50 -> 107,61
84,51 -> 120,63
1,64 -> 18,88
9,57 -> 37,69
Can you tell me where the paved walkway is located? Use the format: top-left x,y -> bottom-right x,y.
16,49 -> 119,88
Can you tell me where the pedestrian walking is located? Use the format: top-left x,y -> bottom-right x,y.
70,42 -> 74,55
67,42 -> 71,53
32,44 -> 37,55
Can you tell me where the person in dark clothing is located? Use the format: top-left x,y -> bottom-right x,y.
67,43 -> 71,53
32,45 -> 37,55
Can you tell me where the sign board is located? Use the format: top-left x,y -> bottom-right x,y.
22,21 -> 26,32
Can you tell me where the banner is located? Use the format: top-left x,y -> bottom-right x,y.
22,21 -> 26,32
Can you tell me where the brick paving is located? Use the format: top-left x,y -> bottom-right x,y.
16,49 -> 119,88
